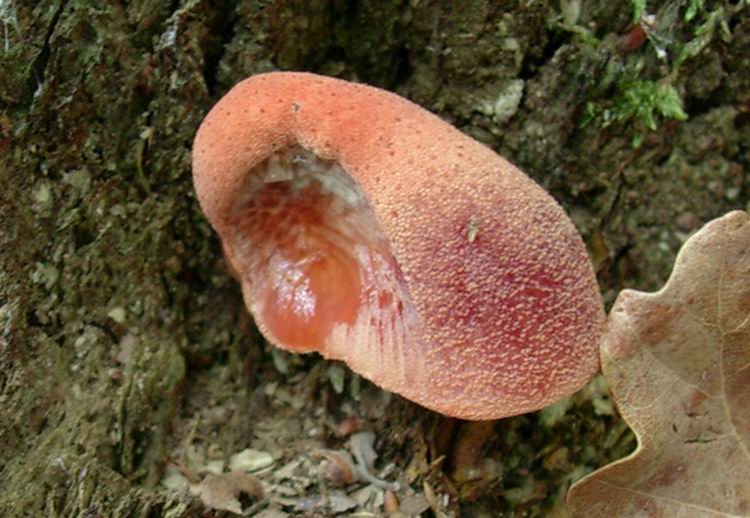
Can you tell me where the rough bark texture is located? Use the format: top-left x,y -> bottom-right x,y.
1,1 -> 748,516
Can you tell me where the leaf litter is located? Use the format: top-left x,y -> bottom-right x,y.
159,355 -> 440,516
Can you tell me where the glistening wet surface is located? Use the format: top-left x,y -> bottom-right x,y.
229,147 -> 410,354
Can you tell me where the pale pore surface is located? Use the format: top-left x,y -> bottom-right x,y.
227,147 -> 418,374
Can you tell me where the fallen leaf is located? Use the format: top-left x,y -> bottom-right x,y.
568,211 -> 750,517
399,493 -> 431,515
350,483 -> 384,508
253,508 -> 289,518
293,491 -> 358,514
229,448 -> 275,472
384,489 -> 399,513
327,492 -> 360,514
349,431 -> 398,490
350,431 -> 378,472
193,470 -> 264,515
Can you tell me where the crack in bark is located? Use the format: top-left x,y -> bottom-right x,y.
202,0 -> 238,96
30,0 -> 68,95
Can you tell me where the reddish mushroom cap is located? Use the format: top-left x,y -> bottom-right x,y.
193,72 -> 604,420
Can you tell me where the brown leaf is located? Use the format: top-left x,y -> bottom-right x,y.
193,470 -> 264,515
568,211 -> 750,517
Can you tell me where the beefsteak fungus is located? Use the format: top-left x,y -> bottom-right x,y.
192,72 -> 604,420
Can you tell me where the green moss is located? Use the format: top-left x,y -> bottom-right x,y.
632,0 -> 647,23
611,78 -> 687,131
580,1 -> 737,140
685,0 -> 705,22
674,6 -> 732,70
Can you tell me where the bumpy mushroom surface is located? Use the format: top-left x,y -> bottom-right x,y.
192,72 -> 604,420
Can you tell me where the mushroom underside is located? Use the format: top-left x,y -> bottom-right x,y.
228,146 -> 416,362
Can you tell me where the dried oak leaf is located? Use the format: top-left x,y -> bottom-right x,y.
568,211 -> 750,517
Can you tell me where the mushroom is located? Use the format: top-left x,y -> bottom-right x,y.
192,72 -> 604,420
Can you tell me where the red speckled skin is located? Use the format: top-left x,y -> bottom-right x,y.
193,72 -> 604,420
